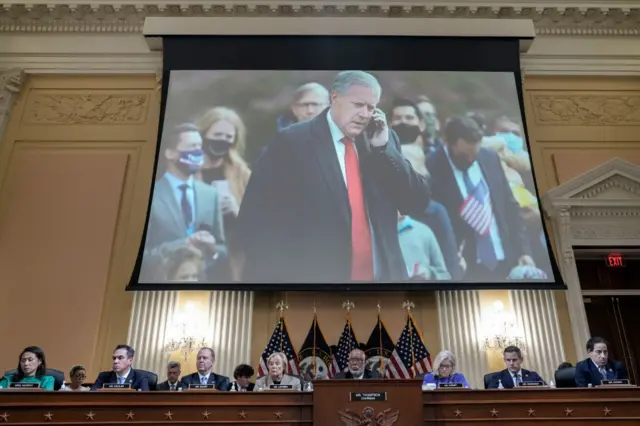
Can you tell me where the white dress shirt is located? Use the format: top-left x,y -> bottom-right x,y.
443,146 -> 505,263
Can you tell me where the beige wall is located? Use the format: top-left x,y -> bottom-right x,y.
2,73 -> 638,378
523,75 -> 640,363
0,75 -> 160,378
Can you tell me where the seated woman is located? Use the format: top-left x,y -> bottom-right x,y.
231,364 -> 255,391
422,350 -> 470,388
61,365 -> 90,391
0,346 -> 54,390
255,352 -> 301,391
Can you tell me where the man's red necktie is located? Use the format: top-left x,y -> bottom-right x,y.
342,137 -> 374,281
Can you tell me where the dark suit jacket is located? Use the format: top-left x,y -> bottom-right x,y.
90,369 -> 149,391
426,146 -> 529,273
574,358 -> 628,387
156,380 -> 180,391
141,175 -> 227,281
333,369 -> 381,379
179,372 -> 231,391
236,109 -> 430,282
487,368 -> 544,389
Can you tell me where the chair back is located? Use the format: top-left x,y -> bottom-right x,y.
554,367 -> 576,388
136,369 -> 158,391
3,368 -> 65,390
483,372 -> 496,389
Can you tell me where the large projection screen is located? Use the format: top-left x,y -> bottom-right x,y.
129,35 -> 564,291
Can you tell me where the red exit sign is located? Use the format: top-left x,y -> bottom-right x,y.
606,253 -> 625,268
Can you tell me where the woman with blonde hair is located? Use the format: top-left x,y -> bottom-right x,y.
255,352 -> 302,391
196,106 -> 251,214
421,350 -> 470,388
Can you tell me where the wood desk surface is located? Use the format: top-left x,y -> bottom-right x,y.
0,387 -> 637,425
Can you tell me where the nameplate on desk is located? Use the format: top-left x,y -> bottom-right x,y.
601,379 -> 630,386
350,392 -> 387,402
438,383 -> 463,388
9,383 -> 40,389
269,384 -> 293,390
189,384 -> 216,390
102,383 -> 131,389
518,381 -> 544,387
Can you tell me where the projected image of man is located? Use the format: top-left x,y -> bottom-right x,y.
237,70 -> 430,283
141,123 -> 228,282
426,116 -> 534,280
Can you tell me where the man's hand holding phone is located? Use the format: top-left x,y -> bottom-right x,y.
367,108 -> 389,148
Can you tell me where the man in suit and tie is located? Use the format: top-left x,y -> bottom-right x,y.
156,361 -> 181,391
91,345 -> 149,391
179,348 -> 231,390
141,123 -> 227,282
236,70 -> 430,283
426,116 -> 533,281
488,346 -> 544,389
575,337 -> 628,387
333,349 -> 381,380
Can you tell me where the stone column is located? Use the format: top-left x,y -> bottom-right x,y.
555,206 -> 590,360
0,68 -> 25,144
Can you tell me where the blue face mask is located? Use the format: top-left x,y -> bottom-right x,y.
495,132 -> 524,154
177,149 -> 204,175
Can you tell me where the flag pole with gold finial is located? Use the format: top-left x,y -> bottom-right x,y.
312,301 -> 317,377
342,300 -> 356,353
276,300 -> 288,353
403,300 -> 416,376
377,301 -> 385,375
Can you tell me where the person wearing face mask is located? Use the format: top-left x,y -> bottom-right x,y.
390,99 -> 425,147
0,346 -> 54,390
426,116 -> 532,281
141,122 -> 227,283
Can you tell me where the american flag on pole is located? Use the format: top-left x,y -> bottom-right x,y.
385,314 -> 432,379
258,318 -> 300,377
329,319 -> 360,377
459,178 -> 493,236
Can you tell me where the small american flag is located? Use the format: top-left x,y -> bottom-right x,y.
258,318 -> 300,377
329,320 -> 359,377
385,315 -> 432,379
460,178 -> 493,236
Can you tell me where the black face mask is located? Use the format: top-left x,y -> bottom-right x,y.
392,123 -> 421,144
204,138 -> 232,158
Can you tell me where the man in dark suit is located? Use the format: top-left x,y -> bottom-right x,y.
426,116 -> 532,281
91,345 -> 149,391
141,122 -> 227,282
488,346 -> 544,389
179,348 -> 231,390
575,337 -> 628,387
236,71 -> 430,283
333,349 -> 382,379
156,361 -> 181,391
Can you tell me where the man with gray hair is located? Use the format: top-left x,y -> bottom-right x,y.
157,361 -> 182,391
237,70 -> 430,283
277,82 -> 330,130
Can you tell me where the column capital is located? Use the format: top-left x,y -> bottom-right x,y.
0,68 -> 25,143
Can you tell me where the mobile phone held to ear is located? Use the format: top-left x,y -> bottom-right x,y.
366,118 -> 384,139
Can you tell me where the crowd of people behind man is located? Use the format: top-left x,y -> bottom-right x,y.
140,70 -> 551,284
1,337 -> 628,391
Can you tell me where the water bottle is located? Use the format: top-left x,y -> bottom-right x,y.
497,379 -> 504,389
588,383 -> 593,388
548,381 -> 556,388
230,383 -> 237,392
60,382 -> 67,391
304,381 -> 313,392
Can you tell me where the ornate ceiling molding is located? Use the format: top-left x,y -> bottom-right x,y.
0,2 -> 640,36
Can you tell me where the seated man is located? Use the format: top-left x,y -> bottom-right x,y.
179,347 -> 231,390
231,364 -> 255,391
333,349 -> 381,380
575,337 -> 628,387
488,345 -> 544,388
157,361 -> 181,391
91,344 -> 149,391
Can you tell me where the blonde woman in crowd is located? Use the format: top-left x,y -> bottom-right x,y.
255,352 -> 302,391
